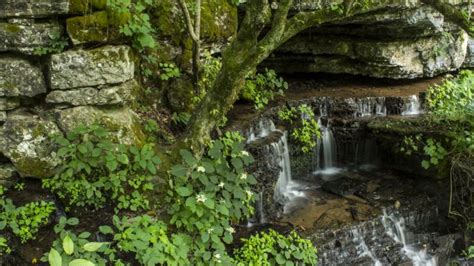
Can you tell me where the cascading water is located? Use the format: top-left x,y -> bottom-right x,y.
354,97 -> 387,117
382,210 -> 437,266
402,95 -> 423,116
246,118 -> 277,143
352,229 -> 383,266
313,119 -> 340,177
272,131 -> 305,213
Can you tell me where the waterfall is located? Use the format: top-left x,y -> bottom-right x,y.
314,119 -> 340,176
402,95 -> 423,116
355,97 -> 387,117
382,210 -> 437,266
273,131 -> 305,209
246,118 -> 277,143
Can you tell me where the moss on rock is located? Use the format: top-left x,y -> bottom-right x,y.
69,0 -> 107,14
66,11 -> 115,45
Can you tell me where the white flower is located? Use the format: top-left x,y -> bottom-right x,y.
218,182 -> 225,188
226,227 -> 235,234
246,190 -> 253,198
207,228 -> 214,234
213,253 -> 222,263
197,166 -> 206,173
196,194 -> 207,203
240,173 -> 247,180
241,151 -> 249,157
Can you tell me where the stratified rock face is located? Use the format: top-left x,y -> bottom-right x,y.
46,80 -> 138,106
266,3 -> 470,79
49,45 -> 134,89
0,0 -> 69,18
0,20 -> 63,54
268,31 -> 467,79
0,110 -> 61,178
0,57 -> 46,97
55,106 -> 145,146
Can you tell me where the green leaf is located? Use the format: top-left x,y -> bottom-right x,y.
176,186 -> 193,197
203,198 -> 215,209
180,149 -> 197,167
69,259 -> 95,266
48,248 -> 62,266
63,234 -> 74,255
83,242 -> 109,252
99,225 -> 113,234
117,154 -> 129,165
106,160 -> 118,172
170,165 -> 187,177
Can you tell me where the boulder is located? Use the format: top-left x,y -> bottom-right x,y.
0,20 -> 63,54
66,11 -> 113,45
0,98 -> 20,111
0,57 -> 46,97
0,0 -> 69,18
0,110 -> 61,178
49,45 -> 134,90
54,106 -> 146,146
46,80 -> 139,106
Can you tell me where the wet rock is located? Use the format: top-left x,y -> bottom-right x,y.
0,110 -> 61,178
49,45 -> 134,89
46,80 -> 138,106
0,57 -> 46,97
54,106 -> 145,146
0,98 -> 20,111
0,0 -> 69,18
0,20 -> 63,55
0,163 -> 17,186
66,11 -> 114,45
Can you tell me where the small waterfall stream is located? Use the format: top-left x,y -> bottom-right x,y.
314,121 -> 340,176
272,131 -> 305,211
402,95 -> 423,115
382,210 -> 437,266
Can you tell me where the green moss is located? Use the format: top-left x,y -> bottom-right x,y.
11,153 -> 54,179
69,0 -> 107,14
66,11 -> 113,44
4,24 -> 22,33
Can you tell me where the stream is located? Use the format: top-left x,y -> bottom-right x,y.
242,89 -> 464,265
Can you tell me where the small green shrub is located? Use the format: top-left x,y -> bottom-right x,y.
233,229 -> 318,266
107,0 -> 156,50
278,104 -> 321,153
243,69 -> 288,110
0,236 -> 10,255
165,132 -> 256,264
42,217 -> 114,266
102,215 -> 191,265
43,125 -> 159,211
0,189 -> 55,243
33,33 -> 68,56
159,62 -> 181,81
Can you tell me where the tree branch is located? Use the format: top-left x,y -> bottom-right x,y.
178,0 -> 199,41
